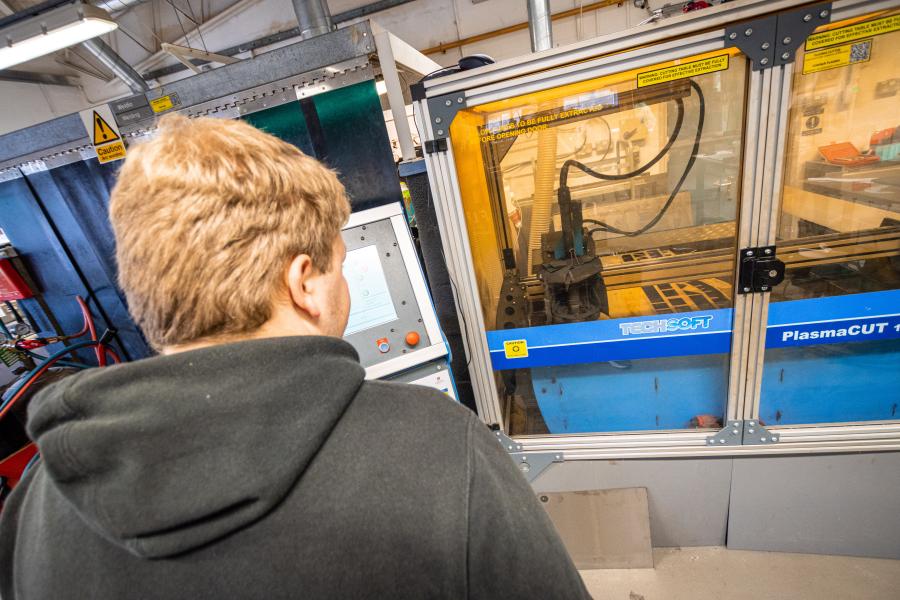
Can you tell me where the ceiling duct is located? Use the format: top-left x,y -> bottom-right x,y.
292,0 -> 334,40
526,0 -> 553,52
81,36 -> 149,92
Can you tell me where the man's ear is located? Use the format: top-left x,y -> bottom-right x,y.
286,254 -> 321,319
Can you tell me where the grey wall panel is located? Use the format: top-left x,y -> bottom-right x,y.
728,452 -> 900,559
532,458 -> 733,548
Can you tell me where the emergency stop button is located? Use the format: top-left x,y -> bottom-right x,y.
405,331 -> 420,347
376,338 -> 390,353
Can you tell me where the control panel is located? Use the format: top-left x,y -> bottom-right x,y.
341,203 -> 455,398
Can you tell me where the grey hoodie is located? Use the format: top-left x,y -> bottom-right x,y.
0,335 -> 589,599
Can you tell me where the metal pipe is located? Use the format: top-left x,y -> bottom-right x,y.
526,0 -> 553,52
423,0 -> 620,55
81,38 -> 149,92
292,0 -> 334,40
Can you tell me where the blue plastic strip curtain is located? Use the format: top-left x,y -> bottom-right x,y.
1,174 -> 97,363
0,160 -> 150,362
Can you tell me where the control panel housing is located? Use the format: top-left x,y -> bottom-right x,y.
340,203 -> 450,388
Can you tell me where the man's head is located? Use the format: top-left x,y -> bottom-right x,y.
109,114 -> 351,352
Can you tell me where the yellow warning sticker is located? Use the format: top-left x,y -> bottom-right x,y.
95,141 -> 127,164
150,95 -> 175,113
92,110 -> 120,145
806,14 -> 900,51
504,339 -> 528,359
79,104 -> 127,164
803,39 -> 872,75
636,53 -> 730,88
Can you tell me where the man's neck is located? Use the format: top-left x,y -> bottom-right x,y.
161,310 -> 324,355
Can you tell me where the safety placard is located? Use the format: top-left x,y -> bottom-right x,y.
78,104 -> 127,164
803,39 -> 872,74
504,339 -> 529,359
636,53 -> 729,88
805,14 -> 900,51
150,93 -> 179,113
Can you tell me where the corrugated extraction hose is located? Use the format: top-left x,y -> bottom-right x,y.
527,126 -> 559,275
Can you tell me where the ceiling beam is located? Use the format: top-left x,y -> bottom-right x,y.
0,69 -> 78,87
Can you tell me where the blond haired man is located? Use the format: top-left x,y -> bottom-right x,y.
0,115 -> 589,599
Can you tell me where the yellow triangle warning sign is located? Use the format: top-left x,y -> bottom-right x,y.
92,111 -> 120,145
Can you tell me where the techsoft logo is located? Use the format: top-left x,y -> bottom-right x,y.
619,315 -> 713,336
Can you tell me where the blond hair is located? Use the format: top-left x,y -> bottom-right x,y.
110,113 -> 350,349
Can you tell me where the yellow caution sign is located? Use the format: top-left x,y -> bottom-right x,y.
79,104 -> 127,164
504,339 -> 528,359
95,141 -> 127,162
92,111 -> 120,145
150,95 -> 176,113
636,53 -> 729,88
803,39 -> 872,75
806,14 -> 900,51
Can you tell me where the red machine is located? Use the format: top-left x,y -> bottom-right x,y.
0,257 -> 33,302
0,296 -> 121,509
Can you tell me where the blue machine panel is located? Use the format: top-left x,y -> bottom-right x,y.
760,290 -> 900,426
532,354 -> 729,433
495,290 -> 900,433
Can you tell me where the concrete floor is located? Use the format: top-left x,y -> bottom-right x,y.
580,547 -> 900,600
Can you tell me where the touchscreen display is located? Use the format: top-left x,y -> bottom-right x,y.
343,244 -> 399,335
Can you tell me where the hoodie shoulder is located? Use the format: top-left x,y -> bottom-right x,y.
354,380 -> 477,429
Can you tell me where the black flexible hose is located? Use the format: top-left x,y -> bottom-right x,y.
570,79 -> 707,238
560,96 -> 685,184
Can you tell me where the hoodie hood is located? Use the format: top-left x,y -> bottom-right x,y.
27,336 -> 365,559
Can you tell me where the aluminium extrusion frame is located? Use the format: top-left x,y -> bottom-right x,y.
414,0 -> 900,460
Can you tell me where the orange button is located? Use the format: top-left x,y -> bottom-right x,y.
405,331 -> 420,347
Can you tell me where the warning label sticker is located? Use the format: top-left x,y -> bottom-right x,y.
150,94 -> 178,113
636,53 -> 729,88
503,339 -> 528,359
478,103 -> 613,143
805,14 -> 900,51
803,39 -> 872,74
79,104 -> 127,164
95,141 -> 127,162
91,110 -> 120,145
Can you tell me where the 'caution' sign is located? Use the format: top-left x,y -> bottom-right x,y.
79,104 -> 127,164
636,53 -> 730,88
504,339 -> 529,359
92,111 -> 120,145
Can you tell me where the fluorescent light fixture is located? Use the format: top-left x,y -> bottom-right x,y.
0,2 -> 117,71
375,80 -> 387,95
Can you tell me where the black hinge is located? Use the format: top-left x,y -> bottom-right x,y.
738,246 -> 785,294
424,138 -> 448,154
